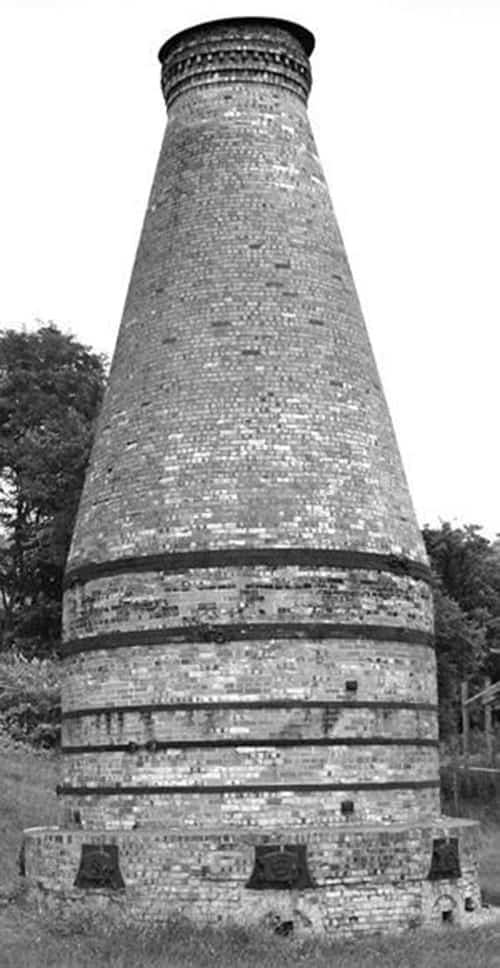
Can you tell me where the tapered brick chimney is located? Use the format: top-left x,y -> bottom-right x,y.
24,18 -> 480,934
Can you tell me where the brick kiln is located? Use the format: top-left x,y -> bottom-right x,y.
24,18 -> 480,934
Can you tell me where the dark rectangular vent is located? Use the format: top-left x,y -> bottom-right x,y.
74,844 -> 125,890
428,838 -> 461,880
341,800 -> 355,815
246,844 -> 315,890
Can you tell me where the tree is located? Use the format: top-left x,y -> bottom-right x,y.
423,522 -> 500,657
432,588 -> 487,736
423,522 -> 500,736
0,324 -> 106,655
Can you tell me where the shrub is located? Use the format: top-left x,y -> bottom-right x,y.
0,649 -> 61,748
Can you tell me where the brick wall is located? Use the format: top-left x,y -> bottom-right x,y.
67,22 -> 426,568
24,817 -> 481,935
58,8 -> 440,867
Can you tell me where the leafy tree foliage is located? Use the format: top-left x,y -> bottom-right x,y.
432,588 -> 487,737
0,325 -> 106,655
0,649 -> 60,747
423,522 -> 500,735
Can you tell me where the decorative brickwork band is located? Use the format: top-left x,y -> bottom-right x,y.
61,737 -> 439,754
61,699 -> 438,721
64,623 -> 433,656
63,548 -> 433,590
158,18 -> 314,108
56,780 -> 440,796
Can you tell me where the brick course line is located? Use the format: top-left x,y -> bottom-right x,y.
63,548 -> 433,590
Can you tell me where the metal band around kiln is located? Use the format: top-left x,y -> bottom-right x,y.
64,623 -> 434,655
57,780 -> 440,796
63,548 -> 433,589
61,737 -> 439,754
61,699 -> 438,720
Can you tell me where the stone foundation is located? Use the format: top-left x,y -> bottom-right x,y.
23,817 -> 480,936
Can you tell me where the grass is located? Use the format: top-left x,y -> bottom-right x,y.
1,916 -> 500,968
1,911 -> 500,968
0,744 -> 59,961
0,741 -> 59,890
0,744 -> 499,968
481,834 -> 500,907
442,764 -> 500,907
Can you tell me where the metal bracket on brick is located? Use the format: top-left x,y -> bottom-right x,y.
428,838 -> 461,880
246,843 -> 315,890
74,844 -> 125,890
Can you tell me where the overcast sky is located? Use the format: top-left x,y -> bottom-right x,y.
1,0 -> 499,537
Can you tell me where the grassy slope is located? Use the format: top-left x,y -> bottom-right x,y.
0,745 -> 499,968
0,744 -> 59,889
449,799 -> 500,906
3,917 -> 500,968
481,835 -> 500,906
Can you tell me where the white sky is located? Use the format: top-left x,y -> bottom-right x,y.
1,0 -> 499,537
